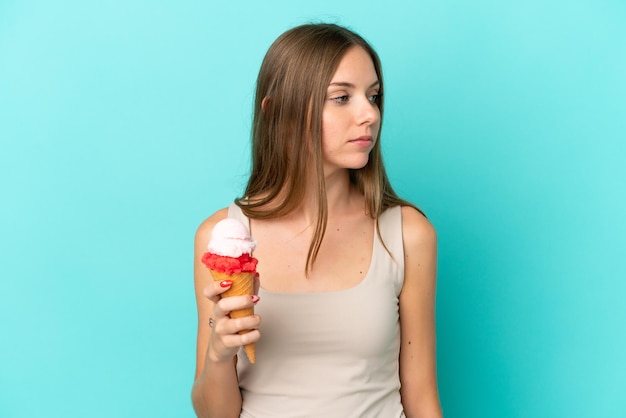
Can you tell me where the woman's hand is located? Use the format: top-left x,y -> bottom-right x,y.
202,275 -> 261,363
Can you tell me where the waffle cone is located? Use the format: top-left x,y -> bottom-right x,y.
210,270 -> 256,363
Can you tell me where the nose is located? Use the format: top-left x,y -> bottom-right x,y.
356,95 -> 380,126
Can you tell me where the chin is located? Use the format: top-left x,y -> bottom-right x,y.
323,153 -> 372,172
347,157 -> 371,170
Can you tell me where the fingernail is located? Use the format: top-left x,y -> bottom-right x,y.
251,295 -> 260,304
220,280 -> 232,288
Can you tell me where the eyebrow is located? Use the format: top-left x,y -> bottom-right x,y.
328,80 -> 380,89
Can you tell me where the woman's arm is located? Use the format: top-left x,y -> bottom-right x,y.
191,208 -> 261,418
398,206 -> 443,418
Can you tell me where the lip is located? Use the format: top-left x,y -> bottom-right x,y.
349,135 -> 374,147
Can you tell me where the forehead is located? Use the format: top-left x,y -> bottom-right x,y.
330,46 -> 378,83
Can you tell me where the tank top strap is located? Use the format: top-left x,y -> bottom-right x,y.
227,202 -> 250,229
375,205 -> 405,295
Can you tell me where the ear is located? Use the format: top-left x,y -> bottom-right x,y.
261,96 -> 271,114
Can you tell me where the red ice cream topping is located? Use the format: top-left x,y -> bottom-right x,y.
201,252 -> 258,275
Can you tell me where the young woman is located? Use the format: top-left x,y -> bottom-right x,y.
192,23 -> 442,418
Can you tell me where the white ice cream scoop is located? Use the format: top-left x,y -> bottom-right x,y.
207,218 -> 257,258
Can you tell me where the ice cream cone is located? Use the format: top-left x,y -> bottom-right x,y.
203,218 -> 258,364
210,269 -> 256,363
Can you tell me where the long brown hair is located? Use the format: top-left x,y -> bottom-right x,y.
236,23 -> 421,273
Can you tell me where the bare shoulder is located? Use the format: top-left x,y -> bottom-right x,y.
398,205 -> 442,418
400,205 -> 437,252
195,207 -> 229,249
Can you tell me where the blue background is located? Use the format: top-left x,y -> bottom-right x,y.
1,1 -> 624,417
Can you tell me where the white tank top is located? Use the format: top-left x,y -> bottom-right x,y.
229,203 -> 406,418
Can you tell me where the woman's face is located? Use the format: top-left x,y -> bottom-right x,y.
321,46 -> 381,174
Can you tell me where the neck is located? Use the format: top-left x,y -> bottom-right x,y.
292,167 -> 353,223
247,167 -> 360,226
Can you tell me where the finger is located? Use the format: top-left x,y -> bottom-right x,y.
203,279 -> 233,303
254,273 -> 260,295
215,314 -> 262,335
220,329 -> 261,348
214,294 -> 259,318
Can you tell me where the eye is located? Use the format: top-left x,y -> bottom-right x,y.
368,93 -> 381,104
331,95 -> 350,104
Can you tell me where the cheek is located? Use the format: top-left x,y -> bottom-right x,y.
321,113 -> 338,146
373,109 -> 381,132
